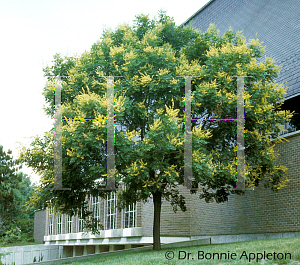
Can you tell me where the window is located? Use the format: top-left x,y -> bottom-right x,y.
276,95 -> 300,135
66,215 -> 73,233
123,185 -> 136,228
106,192 -> 116,230
92,196 -> 100,229
78,209 -> 85,232
57,214 -> 62,234
48,208 -> 53,235
124,203 -> 136,228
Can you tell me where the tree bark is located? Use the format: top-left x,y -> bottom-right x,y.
153,190 -> 162,250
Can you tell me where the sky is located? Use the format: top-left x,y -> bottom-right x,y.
0,0 -> 210,185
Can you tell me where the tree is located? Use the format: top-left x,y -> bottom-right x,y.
0,145 -> 36,244
19,10 -> 292,251
0,145 -> 22,238
11,172 -> 36,242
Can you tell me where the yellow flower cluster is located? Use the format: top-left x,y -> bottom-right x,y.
137,100 -> 146,109
95,135 -> 106,144
140,73 -> 152,87
217,71 -> 226,78
224,91 -> 235,103
176,54 -> 201,76
258,62 -> 267,71
247,57 -> 257,70
103,36 -> 114,46
232,43 -> 250,55
124,50 -> 136,62
143,46 -> 154,53
163,165 -> 179,178
128,160 -> 147,178
170,78 -> 178,85
207,39 -> 250,58
110,44 -> 125,56
156,108 -> 164,115
192,125 -> 212,139
66,147 -> 76,157
157,68 -> 170,76
97,49 -> 104,57
118,23 -> 129,31
125,129 -> 140,143
77,89 -> 101,105
225,159 -> 237,176
130,75 -> 140,86
247,38 -> 266,53
206,46 -> 219,57
165,100 -> 180,124
114,95 -> 126,113
166,133 -> 183,146
149,118 -> 162,131
92,112 -> 106,128
156,47 -> 164,56
247,38 -> 260,47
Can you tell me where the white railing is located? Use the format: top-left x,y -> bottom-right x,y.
0,244 -> 62,265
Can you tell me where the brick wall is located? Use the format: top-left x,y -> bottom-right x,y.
141,197 -> 153,237
141,186 -> 192,237
189,131 -> 300,236
141,132 -> 300,237
41,132 -> 300,238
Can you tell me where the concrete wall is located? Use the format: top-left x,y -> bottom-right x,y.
34,211 -> 47,243
0,244 -> 62,265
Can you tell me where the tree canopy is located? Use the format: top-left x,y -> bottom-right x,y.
19,10 -> 292,250
0,145 -> 22,237
0,145 -> 36,244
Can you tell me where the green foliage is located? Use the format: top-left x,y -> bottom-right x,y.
0,145 -> 36,244
18,10 -> 292,249
12,173 -> 36,242
0,226 -> 21,244
0,145 -> 22,238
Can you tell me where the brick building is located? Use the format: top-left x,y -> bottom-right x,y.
34,0 -> 300,258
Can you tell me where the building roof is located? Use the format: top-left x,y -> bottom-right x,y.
182,0 -> 300,99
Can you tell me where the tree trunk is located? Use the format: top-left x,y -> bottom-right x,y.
153,190 -> 162,250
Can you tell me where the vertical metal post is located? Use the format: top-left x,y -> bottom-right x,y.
180,75 -> 251,191
48,76 -> 70,190
184,76 -> 193,189
234,76 -> 246,190
99,76 -> 116,190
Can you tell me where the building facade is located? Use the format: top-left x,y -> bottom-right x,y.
34,0 -> 300,258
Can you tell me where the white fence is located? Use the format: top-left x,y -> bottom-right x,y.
0,244 -> 62,265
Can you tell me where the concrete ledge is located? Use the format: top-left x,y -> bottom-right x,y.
9,232 -> 300,264
191,231 -> 300,245
45,227 -> 143,243
161,238 -> 211,249
24,239 -> 211,264
45,235 -> 192,246
271,129 -> 300,141
25,245 -> 154,265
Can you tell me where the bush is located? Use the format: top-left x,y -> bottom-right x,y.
0,226 -> 21,244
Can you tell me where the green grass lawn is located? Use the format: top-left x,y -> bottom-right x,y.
48,237 -> 300,265
0,241 -> 41,248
